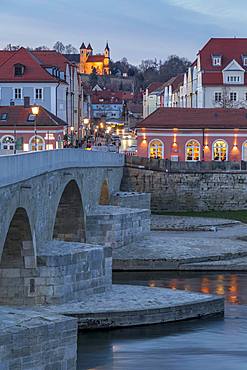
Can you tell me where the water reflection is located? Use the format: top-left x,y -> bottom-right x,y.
141,272 -> 242,305
78,272 -> 247,370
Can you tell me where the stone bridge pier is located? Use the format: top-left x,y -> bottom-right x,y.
0,150 -> 150,306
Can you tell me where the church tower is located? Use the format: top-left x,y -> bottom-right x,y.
103,42 -> 110,75
79,42 -> 87,74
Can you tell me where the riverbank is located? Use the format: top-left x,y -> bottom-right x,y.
113,215 -> 247,271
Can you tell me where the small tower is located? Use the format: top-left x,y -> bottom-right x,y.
103,42 -> 110,75
104,42 -> 110,59
87,43 -> 93,56
80,42 -> 87,74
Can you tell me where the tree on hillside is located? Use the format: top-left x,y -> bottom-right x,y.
53,41 -> 65,53
159,55 -> 191,81
4,44 -> 21,51
89,68 -> 98,88
33,45 -> 50,51
64,44 -> 78,54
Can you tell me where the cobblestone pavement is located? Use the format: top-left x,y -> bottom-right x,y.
151,215 -> 240,231
181,256 -> 247,270
48,285 -> 219,313
113,220 -> 247,270
43,284 -> 224,329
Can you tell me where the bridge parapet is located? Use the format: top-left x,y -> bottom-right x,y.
0,149 -> 124,188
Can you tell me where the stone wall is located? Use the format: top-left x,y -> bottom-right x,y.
121,165 -> 247,211
0,309 -> 77,369
0,241 -> 112,306
87,206 -> 150,248
111,192 -> 151,210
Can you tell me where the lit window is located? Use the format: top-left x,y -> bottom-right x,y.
230,92 -> 237,101
14,88 -> 22,99
0,113 -> 8,121
186,140 -> 200,161
212,56 -> 221,66
30,136 -> 45,151
35,88 -> 43,100
149,139 -> 164,159
213,140 -> 228,161
243,141 -> 247,161
214,92 -> 222,102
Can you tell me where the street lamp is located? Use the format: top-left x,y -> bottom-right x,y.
31,105 -> 40,151
70,126 -> 74,146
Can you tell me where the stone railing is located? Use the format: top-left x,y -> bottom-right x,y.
0,149 -> 124,188
125,156 -> 247,173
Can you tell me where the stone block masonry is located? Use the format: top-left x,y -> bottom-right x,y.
111,191 -> 151,210
0,241 -> 112,305
86,206 -> 150,248
0,308 -> 77,370
121,166 -> 247,211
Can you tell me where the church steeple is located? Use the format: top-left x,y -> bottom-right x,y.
80,42 -> 86,50
105,41 -> 110,51
104,41 -> 110,59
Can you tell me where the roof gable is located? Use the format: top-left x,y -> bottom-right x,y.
223,59 -> 245,72
0,47 -> 58,82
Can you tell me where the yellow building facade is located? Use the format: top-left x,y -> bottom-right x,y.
79,42 -> 110,75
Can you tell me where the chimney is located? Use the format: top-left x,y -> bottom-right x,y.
24,96 -> 30,108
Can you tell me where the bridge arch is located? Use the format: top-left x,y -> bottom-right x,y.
0,207 -> 36,268
53,179 -> 86,242
99,179 -> 110,205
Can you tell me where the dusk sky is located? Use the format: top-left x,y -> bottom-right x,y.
1,0 -> 247,65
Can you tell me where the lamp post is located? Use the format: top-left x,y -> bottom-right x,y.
31,105 -> 40,151
83,118 -> 90,143
70,126 -> 74,147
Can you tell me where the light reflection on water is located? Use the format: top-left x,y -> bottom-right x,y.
77,272 -> 247,370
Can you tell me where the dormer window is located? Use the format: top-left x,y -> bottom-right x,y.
212,55 -> 222,66
14,63 -> 25,76
0,113 -> 8,121
243,56 -> 247,66
27,114 -> 36,122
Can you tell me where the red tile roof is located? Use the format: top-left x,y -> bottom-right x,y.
199,38 -> 247,85
87,55 -> 105,63
147,82 -> 163,94
0,105 -> 67,127
137,107 -> 247,129
0,47 -> 72,83
32,50 -> 71,73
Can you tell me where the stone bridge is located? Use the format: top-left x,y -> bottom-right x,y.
0,149 -> 150,306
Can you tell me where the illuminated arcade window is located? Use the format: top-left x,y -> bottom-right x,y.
213,140 -> 228,161
185,140 -> 200,161
30,136 -> 45,151
148,139 -> 164,159
242,141 -> 247,161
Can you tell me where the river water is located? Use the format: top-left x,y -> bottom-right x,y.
77,271 -> 247,370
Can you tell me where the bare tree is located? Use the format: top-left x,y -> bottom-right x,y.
4,44 -> 21,51
213,86 -> 247,108
64,44 -> 78,54
53,41 -> 65,53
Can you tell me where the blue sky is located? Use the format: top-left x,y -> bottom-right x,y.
1,0 -> 247,64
